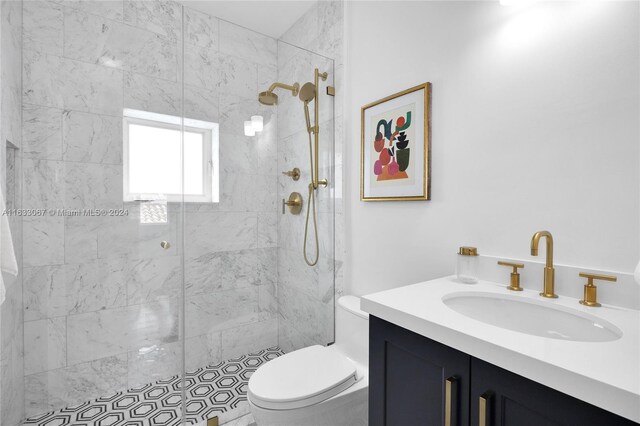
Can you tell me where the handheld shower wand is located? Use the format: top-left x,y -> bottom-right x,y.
303,101 -> 312,134
299,82 -> 315,135
298,70 -> 327,266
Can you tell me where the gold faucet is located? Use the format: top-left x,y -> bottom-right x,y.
530,230 -> 557,298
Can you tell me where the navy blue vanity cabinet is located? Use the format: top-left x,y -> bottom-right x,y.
369,316 -> 471,426
370,316 -> 638,426
470,358 -> 638,426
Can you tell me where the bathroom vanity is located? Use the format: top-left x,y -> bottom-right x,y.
362,277 -> 640,426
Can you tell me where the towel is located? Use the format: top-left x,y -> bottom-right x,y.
0,187 -> 18,306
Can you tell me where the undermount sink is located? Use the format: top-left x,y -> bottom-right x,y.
443,292 -> 622,342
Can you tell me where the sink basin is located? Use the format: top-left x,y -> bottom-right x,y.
443,292 -> 622,342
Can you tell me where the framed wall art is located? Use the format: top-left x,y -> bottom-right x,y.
361,82 -> 431,201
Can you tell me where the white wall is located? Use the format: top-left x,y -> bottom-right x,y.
344,1 -> 639,296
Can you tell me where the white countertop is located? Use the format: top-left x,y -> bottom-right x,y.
361,276 -> 640,423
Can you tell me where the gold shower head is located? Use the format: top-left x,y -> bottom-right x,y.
258,82 -> 300,106
259,91 -> 278,105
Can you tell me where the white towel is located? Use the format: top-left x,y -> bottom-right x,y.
0,188 -> 18,306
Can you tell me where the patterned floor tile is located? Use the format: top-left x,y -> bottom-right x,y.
22,347 -> 284,426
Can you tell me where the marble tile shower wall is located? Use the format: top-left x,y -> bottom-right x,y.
276,1 -> 344,353
21,0 -> 278,417
1,2 -> 24,426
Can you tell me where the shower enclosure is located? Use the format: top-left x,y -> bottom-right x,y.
0,1 -> 342,425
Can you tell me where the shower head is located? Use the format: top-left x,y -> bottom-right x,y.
258,91 -> 278,106
258,82 -> 300,106
299,82 -> 316,103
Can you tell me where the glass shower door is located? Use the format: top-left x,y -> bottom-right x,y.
20,1 -> 187,424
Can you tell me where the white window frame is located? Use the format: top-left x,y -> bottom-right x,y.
123,109 -> 219,203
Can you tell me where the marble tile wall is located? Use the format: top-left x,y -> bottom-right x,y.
276,1 -> 344,353
0,2 -> 24,426
20,0 -> 279,418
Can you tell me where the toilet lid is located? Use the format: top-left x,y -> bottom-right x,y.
248,345 -> 358,410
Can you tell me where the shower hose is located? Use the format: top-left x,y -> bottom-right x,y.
303,130 -> 320,266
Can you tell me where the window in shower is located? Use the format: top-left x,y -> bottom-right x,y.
123,109 -> 220,203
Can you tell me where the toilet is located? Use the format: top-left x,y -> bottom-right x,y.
248,296 -> 369,426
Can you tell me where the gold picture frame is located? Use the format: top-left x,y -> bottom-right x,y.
361,82 -> 431,201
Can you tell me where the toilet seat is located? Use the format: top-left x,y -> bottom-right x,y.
248,345 -> 358,410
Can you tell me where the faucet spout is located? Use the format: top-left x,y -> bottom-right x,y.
530,230 -> 557,298
531,230 -> 553,267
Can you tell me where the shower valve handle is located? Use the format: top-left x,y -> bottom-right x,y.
282,192 -> 303,215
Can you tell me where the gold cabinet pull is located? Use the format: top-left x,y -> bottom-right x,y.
479,391 -> 493,426
160,241 -> 171,250
497,261 -> 525,291
578,272 -> 617,307
445,376 -> 457,426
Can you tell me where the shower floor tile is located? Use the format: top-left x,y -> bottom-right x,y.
22,347 -> 284,426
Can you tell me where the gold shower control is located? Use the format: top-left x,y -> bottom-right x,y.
498,261 -> 525,291
282,192 -> 303,215
282,168 -> 300,181
260,68 -> 329,266
578,272 -> 616,307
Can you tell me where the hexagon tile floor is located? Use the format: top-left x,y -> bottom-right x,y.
22,347 -> 284,426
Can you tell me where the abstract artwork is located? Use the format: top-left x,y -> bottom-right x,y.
361,83 -> 431,201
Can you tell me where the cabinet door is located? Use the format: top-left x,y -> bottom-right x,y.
470,358 -> 638,426
370,316 -> 470,426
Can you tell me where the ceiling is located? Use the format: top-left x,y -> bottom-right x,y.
182,1 -> 316,39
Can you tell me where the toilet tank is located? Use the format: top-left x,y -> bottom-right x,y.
335,295 -> 369,367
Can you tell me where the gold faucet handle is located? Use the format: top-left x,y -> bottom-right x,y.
497,261 -> 524,273
498,261 -> 525,291
579,272 -> 617,284
578,272 -> 616,307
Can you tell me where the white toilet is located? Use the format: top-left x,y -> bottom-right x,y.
248,295 -> 369,426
